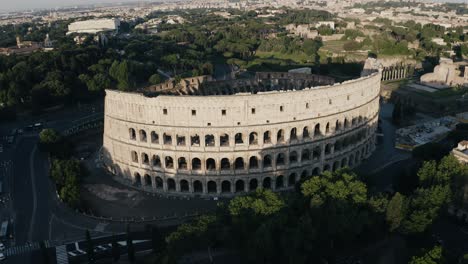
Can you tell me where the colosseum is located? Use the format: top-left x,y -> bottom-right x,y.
102,62 -> 381,197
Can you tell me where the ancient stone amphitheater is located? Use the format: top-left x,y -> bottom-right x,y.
102,67 -> 381,196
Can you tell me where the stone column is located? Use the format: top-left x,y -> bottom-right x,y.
189,179 -> 194,193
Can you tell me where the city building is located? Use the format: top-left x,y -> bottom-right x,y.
452,141 -> 468,164
67,18 -> 120,35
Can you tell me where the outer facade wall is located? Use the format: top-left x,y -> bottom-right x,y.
102,72 -> 381,196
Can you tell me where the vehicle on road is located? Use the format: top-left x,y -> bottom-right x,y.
0,242 -> 5,251
33,123 -> 43,130
0,252 -> 5,260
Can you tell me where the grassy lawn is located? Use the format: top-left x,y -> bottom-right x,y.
320,40 -> 346,53
412,86 -> 468,99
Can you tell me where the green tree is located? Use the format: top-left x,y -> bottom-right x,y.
148,74 -> 162,85
386,192 -> 406,232
409,246 -> 444,264
39,128 -> 61,152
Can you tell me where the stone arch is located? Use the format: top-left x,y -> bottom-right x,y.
313,146 -> 321,160
288,173 -> 297,186
249,179 -> 258,191
303,126 -> 310,139
131,151 -> 138,163
205,134 -> 215,147
155,176 -> 163,189
344,118 -> 349,129
335,120 -> 341,132
289,151 -> 298,164
178,157 -> 187,170
325,144 -> 332,155
152,155 -> 161,167
290,127 -> 297,141
165,156 -> 174,169
206,158 -> 216,171
193,180 -> 203,193
277,129 -> 285,143
134,172 -> 141,186
263,177 -> 272,189
249,156 -> 259,169
314,124 -> 321,137
235,133 -> 244,144
151,131 -> 159,143
235,157 -> 244,170
263,131 -> 272,144
276,153 -> 285,166
333,160 -> 340,171
263,155 -> 272,168
349,154 -> 354,166
323,164 -> 331,172
192,158 -> 202,170
276,175 -> 284,189
325,122 -> 330,134
249,132 -> 258,145
312,167 -> 320,175
139,129 -> 147,142
144,174 -> 151,186
207,181 -> 217,193
355,151 -> 360,163
341,157 -> 348,168
221,158 -> 230,170
163,133 -> 172,145
220,133 -> 229,146
301,170 -> 308,179
222,181 -> 231,193
301,149 -> 310,161
129,128 -> 136,140
141,153 -> 149,165
235,180 -> 245,193
167,178 -> 176,191
191,134 -> 200,146
180,180 -> 189,192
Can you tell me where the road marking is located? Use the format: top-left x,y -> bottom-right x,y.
28,145 -> 38,242
5,242 -> 40,257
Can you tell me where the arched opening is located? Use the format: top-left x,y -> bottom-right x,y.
220,134 -> 229,146
344,118 -> 349,129
249,179 -> 258,191
263,131 -> 271,144
163,133 -> 172,145
288,173 -> 296,186
222,181 -> 231,193
177,135 -> 186,146
289,151 -> 298,164
141,153 -> 149,165
205,134 -> 215,147
341,158 -> 348,168
207,181 -> 217,193
314,124 -> 321,137
301,170 -> 308,179
152,155 -> 161,167
303,126 -> 310,139
335,120 -> 341,132
249,156 -> 258,169
263,177 -> 271,189
167,178 -> 176,191
144,174 -> 151,186
290,128 -> 297,141
180,180 -> 189,192
325,123 -> 330,134
301,149 -> 310,161
165,156 -> 174,169
276,153 -> 285,166
191,134 -> 200,146
277,129 -> 285,143
206,158 -> 216,171
129,128 -> 136,140
235,180 -> 245,193
139,130 -> 147,142
323,164 -> 331,172
333,161 -> 340,171
155,177 -> 163,189
335,140 -> 342,152
235,133 -> 243,144
221,158 -> 230,170
349,155 -> 354,166
192,158 -> 201,170
325,144 -> 332,155
276,176 -> 284,189
312,167 -> 320,175
178,157 -> 187,170
234,157 -> 244,170
263,155 -> 272,168
249,132 -> 258,145
193,180 -> 203,193
134,173 -> 141,186
313,147 -> 321,160
356,151 -> 360,163
151,131 -> 159,144
352,117 -> 357,126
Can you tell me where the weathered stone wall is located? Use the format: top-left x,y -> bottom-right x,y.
102,71 -> 381,196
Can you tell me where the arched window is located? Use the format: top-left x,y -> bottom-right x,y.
289,151 -> 298,164
235,133 -> 244,144
207,181 -> 217,193
152,155 -> 161,167
288,173 -> 296,186
352,117 -> 357,126
290,128 -> 297,141
323,164 -> 331,172
264,131 -> 271,144
341,158 -> 348,168
131,151 -> 138,163
263,177 -> 271,189
151,131 -> 159,144
220,134 -> 229,146
234,157 -> 244,170
177,135 -> 186,146
249,179 -> 258,191
325,144 -> 332,155
249,132 -> 258,145
344,118 -> 349,129
139,130 -> 147,142
165,156 -> 174,169
335,120 -> 341,132
163,133 -> 172,145
303,126 -> 310,139
167,178 -> 176,191
277,129 -> 285,143
178,157 -> 187,170
333,161 -> 340,171
205,134 -> 215,147
301,170 -> 308,179
312,167 -> 320,175
206,158 -> 216,171
194,180 -> 203,193
180,180 -> 189,192
301,149 -> 311,161
314,124 -> 321,137
221,158 -> 230,170
235,180 -> 245,193
222,181 -> 231,193
144,174 -> 152,186
276,153 -> 285,166
191,134 -> 200,146
334,140 -> 342,152
134,172 -> 141,186
129,128 -> 136,140
275,176 -> 284,189
192,158 -> 201,170
263,155 -> 272,168
155,177 -> 163,189
325,123 -> 330,134
249,156 -> 258,169
141,153 -> 149,165
349,155 -> 354,166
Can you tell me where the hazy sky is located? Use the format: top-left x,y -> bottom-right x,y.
0,0 -> 147,12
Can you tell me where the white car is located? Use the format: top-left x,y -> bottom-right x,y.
0,243 -> 5,251
0,252 -> 5,260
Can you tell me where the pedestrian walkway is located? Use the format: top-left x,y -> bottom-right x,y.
56,245 -> 69,264
4,242 -> 41,256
